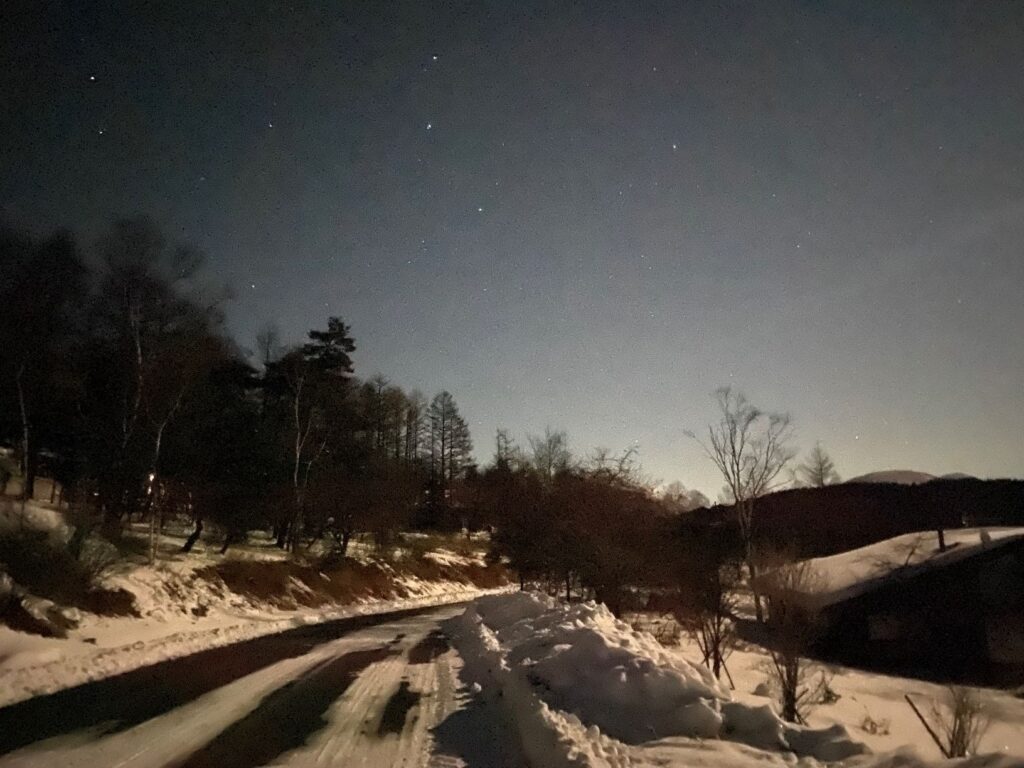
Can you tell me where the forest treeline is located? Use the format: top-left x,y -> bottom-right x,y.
0,217 -> 479,554
4,216 -> 1019,622
0,217 -> 689,581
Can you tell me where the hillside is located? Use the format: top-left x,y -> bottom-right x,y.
845,470 -> 937,485
692,478 -> 1024,558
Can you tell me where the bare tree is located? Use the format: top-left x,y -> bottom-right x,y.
676,556 -> 739,683
660,480 -> 710,512
797,442 -> 840,487
255,323 -> 281,368
403,390 -> 427,463
494,428 -> 524,470
936,687 -> 990,758
907,686 -> 991,758
88,217 -> 225,538
586,445 -> 646,487
761,557 -> 824,723
528,427 -> 572,481
687,387 -> 795,621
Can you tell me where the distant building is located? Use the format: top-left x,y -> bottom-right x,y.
757,528 -> 1024,686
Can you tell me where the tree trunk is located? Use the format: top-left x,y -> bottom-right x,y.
748,557 -> 764,623
340,529 -> 352,557
182,518 -> 203,552
287,506 -> 303,553
275,520 -> 289,549
15,364 -> 34,502
743,520 -> 764,622
101,508 -> 123,540
147,422 -> 168,565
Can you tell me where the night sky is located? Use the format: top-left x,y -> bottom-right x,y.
3,1 -> 1023,495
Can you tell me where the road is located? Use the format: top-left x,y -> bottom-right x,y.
0,604 -> 523,768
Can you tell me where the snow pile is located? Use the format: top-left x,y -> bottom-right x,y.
791,527 -> 1024,609
484,593 -> 726,742
0,626 -> 93,671
448,593 -> 876,767
0,500 -> 69,543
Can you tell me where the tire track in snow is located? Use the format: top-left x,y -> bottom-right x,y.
173,647 -> 397,768
0,603 -> 460,757
0,605 -> 521,768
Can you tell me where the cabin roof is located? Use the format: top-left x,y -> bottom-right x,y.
762,527 -> 1024,610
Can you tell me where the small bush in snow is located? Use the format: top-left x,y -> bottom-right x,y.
930,686 -> 990,758
78,537 -> 121,581
861,711 -> 891,736
810,670 -> 841,705
761,558 -> 825,724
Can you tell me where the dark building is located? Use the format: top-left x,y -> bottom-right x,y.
761,528 -> 1024,687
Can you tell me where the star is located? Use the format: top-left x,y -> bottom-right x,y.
89,75 -> 96,81
672,143 -> 677,150
426,122 -> 433,130
268,122 -> 274,128
477,206 -> 484,212
432,55 -> 438,61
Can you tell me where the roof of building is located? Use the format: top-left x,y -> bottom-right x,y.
762,527 -> 1024,610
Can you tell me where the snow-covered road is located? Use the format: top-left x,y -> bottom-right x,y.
0,604 -> 523,768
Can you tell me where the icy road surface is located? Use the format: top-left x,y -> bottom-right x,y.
0,604 -> 524,768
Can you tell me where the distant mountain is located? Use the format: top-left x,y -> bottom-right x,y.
845,470 -> 937,485
937,472 -> 977,481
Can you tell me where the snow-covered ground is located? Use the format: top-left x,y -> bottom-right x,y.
448,593 -> 1024,768
0,584 -> 508,709
2,591 -> 1021,768
0,501 -> 510,707
0,604 -> 522,768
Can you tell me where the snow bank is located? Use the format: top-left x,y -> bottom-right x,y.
0,500 -> 69,543
447,593 -> 880,767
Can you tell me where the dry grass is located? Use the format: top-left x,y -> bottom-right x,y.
0,526 -> 137,619
197,551 -> 509,610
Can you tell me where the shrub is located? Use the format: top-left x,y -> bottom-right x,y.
0,528 -> 133,616
932,686 -> 990,758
